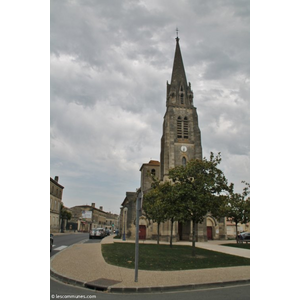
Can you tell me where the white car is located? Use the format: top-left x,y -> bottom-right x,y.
89,228 -> 105,239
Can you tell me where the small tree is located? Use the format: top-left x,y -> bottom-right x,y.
226,181 -> 250,242
143,185 -> 167,244
168,153 -> 231,256
143,173 -> 184,247
158,181 -> 184,247
60,205 -> 72,232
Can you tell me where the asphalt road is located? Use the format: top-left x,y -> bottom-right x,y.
50,232 -> 89,257
50,278 -> 250,300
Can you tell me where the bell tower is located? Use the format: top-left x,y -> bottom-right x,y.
160,36 -> 202,181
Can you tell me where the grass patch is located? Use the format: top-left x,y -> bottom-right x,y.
102,243 -> 250,271
221,243 -> 250,250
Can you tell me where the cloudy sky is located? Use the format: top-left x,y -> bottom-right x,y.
50,0 -> 250,214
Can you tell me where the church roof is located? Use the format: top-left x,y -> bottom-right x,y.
170,37 -> 187,88
139,160 -> 160,171
148,160 -> 160,166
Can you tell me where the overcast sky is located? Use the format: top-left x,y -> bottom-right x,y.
50,0 -> 250,214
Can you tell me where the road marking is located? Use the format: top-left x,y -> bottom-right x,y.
54,245 -> 68,251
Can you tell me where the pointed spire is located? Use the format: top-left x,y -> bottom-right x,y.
170,35 -> 187,88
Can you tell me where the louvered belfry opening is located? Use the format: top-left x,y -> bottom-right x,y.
183,117 -> 188,139
177,116 -> 188,140
177,116 -> 182,138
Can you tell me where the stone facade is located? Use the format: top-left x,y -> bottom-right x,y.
226,218 -> 250,239
68,203 -> 118,232
50,176 -> 64,233
120,192 -> 138,240
140,160 -> 160,194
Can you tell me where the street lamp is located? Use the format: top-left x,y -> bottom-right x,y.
122,207 -> 128,241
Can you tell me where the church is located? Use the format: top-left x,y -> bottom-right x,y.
120,36 -> 227,242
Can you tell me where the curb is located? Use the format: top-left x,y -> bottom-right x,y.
107,279 -> 250,293
50,269 -> 87,289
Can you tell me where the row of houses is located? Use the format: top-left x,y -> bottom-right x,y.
67,203 -> 119,233
50,176 -> 119,233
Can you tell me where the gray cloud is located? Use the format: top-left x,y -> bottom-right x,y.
50,0 -> 250,213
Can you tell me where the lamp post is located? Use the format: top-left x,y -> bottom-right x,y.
122,207 -> 128,241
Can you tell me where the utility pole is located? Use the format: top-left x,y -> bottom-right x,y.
134,190 -> 142,282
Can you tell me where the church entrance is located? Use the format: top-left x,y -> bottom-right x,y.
206,217 -> 215,240
139,225 -> 146,240
207,226 -> 213,240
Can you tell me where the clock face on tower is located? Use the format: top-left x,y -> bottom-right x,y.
181,145 -> 187,152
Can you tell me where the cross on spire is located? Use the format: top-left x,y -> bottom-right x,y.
176,27 -> 179,38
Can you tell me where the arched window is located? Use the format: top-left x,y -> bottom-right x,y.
182,157 -> 187,167
177,116 -> 182,138
151,169 -> 156,176
183,117 -> 188,139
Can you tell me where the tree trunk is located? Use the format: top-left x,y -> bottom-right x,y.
157,222 -> 160,245
235,223 -> 238,243
170,218 -> 174,248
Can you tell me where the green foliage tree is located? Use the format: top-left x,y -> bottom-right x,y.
225,181 -> 250,242
168,153 -> 231,255
60,204 -> 72,232
158,181 -> 183,247
143,174 -> 183,247
143,180 -> 167,244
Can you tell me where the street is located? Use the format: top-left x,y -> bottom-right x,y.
51,278 -> 250,300
50,232 -> 89,257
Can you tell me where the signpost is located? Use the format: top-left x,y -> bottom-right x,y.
134,191 -> 142,282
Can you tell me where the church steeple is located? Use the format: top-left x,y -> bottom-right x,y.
167,36 -> 193,108
160,35 -> 202,181
170,37 -> 187,88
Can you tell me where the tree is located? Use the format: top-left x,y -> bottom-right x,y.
143,174 -> 183,247
225,181 -> 250,242
158,181 -> 183,247
168,153 -> 231,256
143,182 -> 167,244
60,204 -> 72,232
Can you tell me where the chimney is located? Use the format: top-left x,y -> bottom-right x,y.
91,203 -> 95,208
54,176 -> 59,182
99,206 -> 103,211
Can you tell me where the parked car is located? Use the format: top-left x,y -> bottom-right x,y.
237,232 -> 250,243
50,234 -> 54,251
89,228 -> 105,239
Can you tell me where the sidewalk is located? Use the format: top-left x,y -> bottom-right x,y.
50,235 -> 250,293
